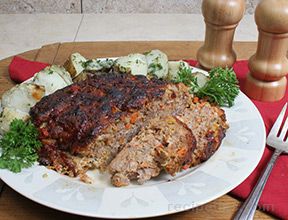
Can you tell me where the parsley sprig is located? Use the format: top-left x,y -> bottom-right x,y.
174,67 -> 239,107
148,63 -> 163,74
0,119 -> 42,173
174,67 -> 199,92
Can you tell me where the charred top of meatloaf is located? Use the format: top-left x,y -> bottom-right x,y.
30,73 -> 167,153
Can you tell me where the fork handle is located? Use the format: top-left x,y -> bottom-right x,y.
233,149 -> 282,220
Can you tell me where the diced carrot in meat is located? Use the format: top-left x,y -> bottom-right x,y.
125,123 -> 132,129
177,148 -> 187,157
41,128 -> 49,137
193,97 -> 199,103
130,112 -> 139,124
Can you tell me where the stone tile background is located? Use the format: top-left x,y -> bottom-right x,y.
0,0 -> 260,14
0,0 -> 81,13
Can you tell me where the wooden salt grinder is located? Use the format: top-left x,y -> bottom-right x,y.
244,0 -> 288,102
197,0 -> 245,70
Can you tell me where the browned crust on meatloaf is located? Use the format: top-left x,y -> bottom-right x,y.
30,73 -> 166,151
30,73 -> 228,183
31,73 -> 193,175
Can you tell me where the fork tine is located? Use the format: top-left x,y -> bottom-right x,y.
268,103 -> 287,137
279,116 -> 288,140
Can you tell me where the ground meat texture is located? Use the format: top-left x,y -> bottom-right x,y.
109,115 -> 196,186
30,72 -> 228,184
175,102 -> 229,167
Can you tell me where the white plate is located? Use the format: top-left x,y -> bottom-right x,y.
0,66 -> 266,219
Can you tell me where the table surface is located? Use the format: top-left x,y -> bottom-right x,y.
0,41 -> 276,220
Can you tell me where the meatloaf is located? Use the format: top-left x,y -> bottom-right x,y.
109,115 -> 196,186
30,72 -> 228,185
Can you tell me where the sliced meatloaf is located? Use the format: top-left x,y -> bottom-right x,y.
109,101 -> 228,187
30,72 -> 228,184
109,115 -> 196,187
175,102 -> 228,167
30,73 -> 195,177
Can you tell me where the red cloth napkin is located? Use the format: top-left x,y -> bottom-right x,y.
8,57 -> 288,218
231,61 -> 288,219
186,59 -> 288,219
8,56 -> 49,83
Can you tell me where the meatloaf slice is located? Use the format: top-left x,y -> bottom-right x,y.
175,101 -> 228,167
109,115 -> 196,187
109,101 -> 228,187
31,73 -> 195,177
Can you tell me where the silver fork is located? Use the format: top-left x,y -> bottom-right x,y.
234,102 -> 288,220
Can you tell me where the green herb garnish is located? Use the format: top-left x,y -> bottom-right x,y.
197,67 -> 239,107
47,70 -> 54,75
82,59 -> 114,70
174,67 -> 239,107
148,63 -> 163,74
82,59 -> 93,68
174,67 -> 199,92
0,119 -> 42,173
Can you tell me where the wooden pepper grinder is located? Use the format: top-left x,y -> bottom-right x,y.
244,0 -> 288,102
197,0 -> 245,70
